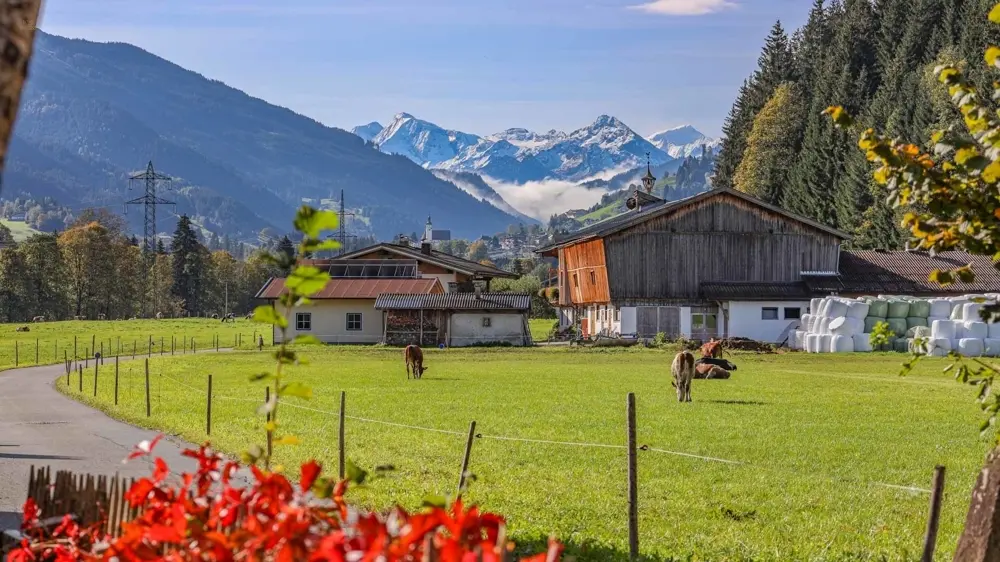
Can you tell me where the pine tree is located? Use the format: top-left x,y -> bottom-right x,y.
156,239 -> 167,255
276,236 -> 295,274
170,215 -> 205,316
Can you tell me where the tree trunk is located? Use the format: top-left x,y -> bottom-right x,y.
954,447 -> 1000,562
0,0 -> 43,171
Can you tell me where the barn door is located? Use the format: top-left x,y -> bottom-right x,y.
581,318 -> 589,339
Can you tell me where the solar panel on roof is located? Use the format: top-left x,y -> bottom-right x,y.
327,259 -> 419,279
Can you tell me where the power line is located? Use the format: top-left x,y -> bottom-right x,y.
124,161 -> 175,316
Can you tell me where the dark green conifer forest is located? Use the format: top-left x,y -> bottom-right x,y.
715,0 -> 1000,249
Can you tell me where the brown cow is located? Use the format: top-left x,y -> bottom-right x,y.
404,344 -> 427,380
671,350 -> 695,402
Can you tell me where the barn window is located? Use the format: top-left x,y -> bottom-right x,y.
482,317 -> 492,328
346,313 -> 362,331
784,307 -> 801,319
761,308 -> 779,320
590,271 -> 597,284
295,313 -> 312,331
614,308 -> 620,322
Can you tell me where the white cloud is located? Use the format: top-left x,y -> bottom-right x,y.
628,0 -> 737,16
484,177 -> 609,222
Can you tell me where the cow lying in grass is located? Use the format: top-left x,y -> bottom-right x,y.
695,357 -> 735,380
671,351 -> 695,402
404,344 -> 427,380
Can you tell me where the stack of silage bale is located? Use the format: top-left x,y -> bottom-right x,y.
790,294 -> 1000,356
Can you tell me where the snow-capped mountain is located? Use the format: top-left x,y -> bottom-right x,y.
354,113 -> 678,184
647,125 -> 719,159
351,121 -> 383,142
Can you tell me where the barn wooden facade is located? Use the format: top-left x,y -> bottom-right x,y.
537,187 -> 850,341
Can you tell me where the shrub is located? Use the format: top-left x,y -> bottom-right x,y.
7,438 -> 564,562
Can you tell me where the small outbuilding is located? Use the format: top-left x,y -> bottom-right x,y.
374,292 -> 533,347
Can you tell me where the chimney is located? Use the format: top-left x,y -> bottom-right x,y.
421,241 -> 432,255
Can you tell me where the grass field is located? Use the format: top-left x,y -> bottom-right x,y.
0,219 -> 41,242
0,319 -> 272,371
529,318 -> 555,342
59,345 -> 992,561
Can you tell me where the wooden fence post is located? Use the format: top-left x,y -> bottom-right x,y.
35,338 -> 38,364
144,359 -> 150,417
78,365 -> 83,393
160,337 -> 164,356
93,361 -> 98,397
215,335 -> 219,352
627,392 -> 639,562
206,375 -> 213,436
171,336 -> 175,355
84,350 -> 88,369
14,341 -> 18,367
91,335 -> 95,355
54,340 -> 57,361
114,356 -> 119,406
921,466 -> 946,562
193,338 -> 196,353
117,336 -> 121,355
99,342 -> 103,364
339,391 -> 346,479
183,335 -> 187,354
74,335 -> 77,360
457,421 -> 477,496
265,387 -> 273,460
148,335 -> 152,357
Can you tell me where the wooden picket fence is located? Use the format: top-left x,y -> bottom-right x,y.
24,465 -> 140,537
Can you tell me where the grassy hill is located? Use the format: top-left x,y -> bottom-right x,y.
0,220 -> 40,242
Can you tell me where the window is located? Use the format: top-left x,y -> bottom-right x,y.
692,313 -> 718,331
614,308 -> 620,322
573,274 -> 579,288
295,313 -> 312,331
346,313 -> 362,331
482,317 -> 492,328
762,307 -> 779,320
784,307 -> 801,319
589,271 -> 597,284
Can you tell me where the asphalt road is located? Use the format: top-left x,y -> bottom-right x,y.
0,359 -> 204,530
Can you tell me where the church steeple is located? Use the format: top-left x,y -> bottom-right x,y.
641,152 -> 656,194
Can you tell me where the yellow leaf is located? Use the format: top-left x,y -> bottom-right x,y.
987,46 -> 1000,67
984,160 -> 1000,183
273,435 -> 301,446
873,168 -> 889,185
990,4 -> 1000,23
994,208 -> 1000,220
265,421 -> 277,432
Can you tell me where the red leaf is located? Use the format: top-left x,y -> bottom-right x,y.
6,547 -> 35,562
147,523 -> 183,543
300,460 -> 322,493
20,498 -> 39,530
125,478 -> 156,507
126,434 -> 164,461
153,458 -> 170,483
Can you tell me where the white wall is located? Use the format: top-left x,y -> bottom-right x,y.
275,299 -> 383,344
558,307 -> 574,329
679,307 -> 692,338
451,312 -> 527,347
727,300 -> 808,343
421,272 -> 459,292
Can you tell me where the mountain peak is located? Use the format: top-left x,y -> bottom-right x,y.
394,112 -> 415,121
591,114 -> 625,128
351,121 -> 384,142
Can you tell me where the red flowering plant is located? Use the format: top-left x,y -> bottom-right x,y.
8,437 -> 564,561
7,207 -> 565,561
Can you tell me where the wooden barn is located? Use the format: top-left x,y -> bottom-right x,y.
375,292 -> 533,347
536,186 -> 851,342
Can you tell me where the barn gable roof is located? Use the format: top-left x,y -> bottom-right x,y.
536,187 -> 850,254
337,243 -> 516,279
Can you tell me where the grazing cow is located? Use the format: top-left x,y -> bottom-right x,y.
245,312 -> 253,320
15,326 -> 29,332
155,312 -> 163,320
695,363 -> 731,380
221,313 -> 235,323
211,313 -> 219,320
73,315 -> 86,321
404,344 -> 427,380
32,316 -> 44,323
97,313 -> 106,321
671,351 -> 695,402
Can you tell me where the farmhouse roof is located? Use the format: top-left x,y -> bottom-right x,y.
535,187 -> 850,254
374,292 -> 531,311
255,277 -> 443,300
336,242 -> 517,279
803,250 -> 1000,295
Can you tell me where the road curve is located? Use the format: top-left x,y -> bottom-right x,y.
0,360 -> 202,530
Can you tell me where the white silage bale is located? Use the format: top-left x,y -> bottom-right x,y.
928,315 -> 949,329
929,299 -> 952,318
932,319 -> 956,340
964,302 -> 984,322
806,334 -> 820,353
817,335 -> 832,353
950,304 -> 966,320
930,337 -> 953,353
818,317 -> 832,335
830,317 -> 864,336
826,299 -> 849,319
929,348 -> 949,357
989,323 -> 1000,339
958,338 -> 985,357
818,298 -> 832,317
831,335 -> 854,353
800,313 -> 813,331
964,321 -> 989,340
846,301 -> 869,320
853,334 -> 873,352
984,339 -> 1000,357
810,298 -> 822,315
794,330 -> 806,350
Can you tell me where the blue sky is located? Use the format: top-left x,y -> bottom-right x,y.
39,0 -> 810,139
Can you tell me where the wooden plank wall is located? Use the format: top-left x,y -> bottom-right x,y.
603,194 -> 841,301
562,239 -> 611,305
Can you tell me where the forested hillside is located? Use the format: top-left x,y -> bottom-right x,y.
715,0 -> 998,249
